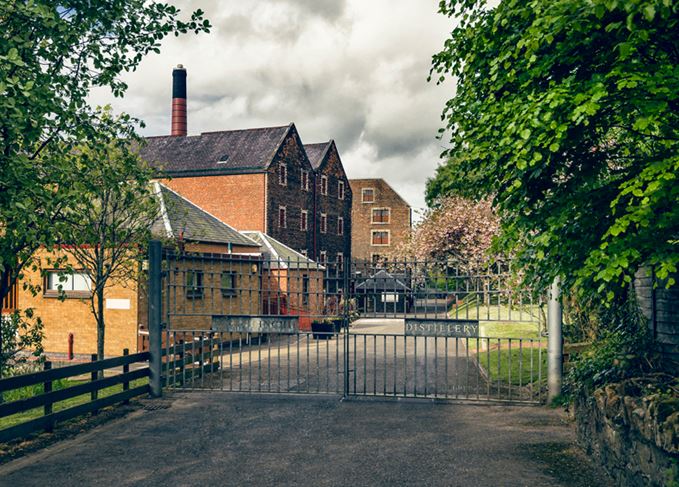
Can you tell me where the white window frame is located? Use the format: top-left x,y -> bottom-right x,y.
361,187 -> 375,203
338,181 -> 345,200
300,209 -> 308,231
300,169 -> 310,192
44,270 -> 92,298
337,216 -> 344,236
371,229 -> 391,246
320,213 -> 327,234
319,250 -> 327,264
336,252 -> 344,266
321,175 -> 328,196
279,205 -> 287,229
278,163 -> 287,186
371,207 -> 391,224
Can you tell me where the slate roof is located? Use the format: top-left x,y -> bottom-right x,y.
304,141 -> 332,170
151,183 -> 260,248
355,270 -> 411,292
138,124 -> 292,175
242,231 -> 323,270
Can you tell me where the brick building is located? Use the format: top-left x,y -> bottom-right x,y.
137,66 -> 352,263
304,140 -> 352,268
349,179 -> 412,262
17,183 -> 264,358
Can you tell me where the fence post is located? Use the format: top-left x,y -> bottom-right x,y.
343,257 -> 350,398
43,361 -> 53,432
547,277 -> 563,402
90,353 -> 98,415
148,240 -> 163,398
122,348 -> 130,405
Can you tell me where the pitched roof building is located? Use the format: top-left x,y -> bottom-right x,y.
137,68 -> 352,263
349,178 -> 412,262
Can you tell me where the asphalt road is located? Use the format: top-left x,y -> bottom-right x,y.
0,393 -> 611,487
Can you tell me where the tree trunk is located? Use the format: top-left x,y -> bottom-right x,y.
96,286 -> 106,377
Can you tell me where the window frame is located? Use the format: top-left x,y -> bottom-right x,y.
300,169 -> 310,192
278,205 -> 287,229
336,252 -> 344,267
337,216 -> 344,236
361,188 -> 375,203
278,163 -> 287,186
320,175 -> 328,196
319,250 -> 327,265
185,270 -> 204,299
43,269 -> 93,299
300,209 -> 308,231
371,229 -> 391,246
320,213 -> 328,234
338,180 -> 345,200
220,271 -> 237,297
371,207 -> 391,224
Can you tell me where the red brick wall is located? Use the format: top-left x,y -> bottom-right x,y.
160,174 -> 267,232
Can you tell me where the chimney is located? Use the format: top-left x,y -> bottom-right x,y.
171,64 -> 187,136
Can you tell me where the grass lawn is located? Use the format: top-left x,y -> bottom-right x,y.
450,298 -> 543,324
0,378 -> 148,431
479,321 -> 542,339
480,346 -> 547,386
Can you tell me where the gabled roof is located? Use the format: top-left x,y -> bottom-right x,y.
355,269 -> 411,291
139,124 -> 293,176
151,182 -> 260,248
304,141 -> 333,170
241,231 -> 323,270
349,178 -> 411,208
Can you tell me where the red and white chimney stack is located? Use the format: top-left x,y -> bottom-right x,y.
171,64 -> 187,136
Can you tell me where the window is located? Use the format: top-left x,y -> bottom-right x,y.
185,270 -> 204,299
371,208 -> 390,224
300,209 -> 308,231
371,230 -> 390,246
336,252 -> 344,267
319,251 -> 327,265
337,216 -> 344,236
362,188 -> 375,203
321,175 -> 328,195
221,272 -> 237,297
320,213 -> 327,233
338,181 -> 345,200
279,206 -> 287,228
45,270 -> 92,297
300,249 -> 308,257
300,169 -> 310,191
302,274 -> 310,306
278,163 -> 287,186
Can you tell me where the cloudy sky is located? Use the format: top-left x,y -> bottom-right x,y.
90,0 -> 456,213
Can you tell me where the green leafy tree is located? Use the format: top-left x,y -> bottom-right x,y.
60,117 -> 158,362
428,0 -> 678,298
0,1 -> 209,369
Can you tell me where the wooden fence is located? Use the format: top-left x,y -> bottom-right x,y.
0,350 -> 150,443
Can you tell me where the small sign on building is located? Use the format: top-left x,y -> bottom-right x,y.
212,315 -> 299,334
405,318 -> 479,338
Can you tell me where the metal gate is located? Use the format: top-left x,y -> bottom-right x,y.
150,249 -> 546,404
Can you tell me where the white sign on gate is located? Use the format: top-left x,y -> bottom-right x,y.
405,318 -> 479,338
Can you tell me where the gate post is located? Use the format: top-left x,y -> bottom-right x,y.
547,277 -> 563,402
342,257 -> 351,398
148,240 -> 163,398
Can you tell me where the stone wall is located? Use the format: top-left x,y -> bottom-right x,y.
575,382 -> 678,486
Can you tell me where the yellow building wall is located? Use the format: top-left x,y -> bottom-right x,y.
19,250 -> 139,357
